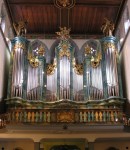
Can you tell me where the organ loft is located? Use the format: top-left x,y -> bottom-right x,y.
5,18 -> 125,124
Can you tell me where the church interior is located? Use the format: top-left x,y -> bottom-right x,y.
0,0 -> 130,150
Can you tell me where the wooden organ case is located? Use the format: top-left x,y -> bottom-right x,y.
6,25 -> 125,125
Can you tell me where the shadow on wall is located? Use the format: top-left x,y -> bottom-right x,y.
50,145 -> 80,150
106,147 -> 119,150
14,147 -> 23,150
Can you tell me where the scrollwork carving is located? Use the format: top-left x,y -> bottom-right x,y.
28,53 -> 39,68
59,44 -> 70,59
57,111 -> 74,122
73,59 -> 83,75
37,45 -> 45,56
46,59 -> 57,75
84,44 -> 91,55
91,52 -> 102,68
103,42 -> 115,51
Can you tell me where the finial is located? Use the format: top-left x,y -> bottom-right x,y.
101,18 -> 114,36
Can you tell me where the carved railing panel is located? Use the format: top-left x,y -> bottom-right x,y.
5,109 -> 124,124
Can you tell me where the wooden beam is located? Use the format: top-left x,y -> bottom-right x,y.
8,3 -> 119,8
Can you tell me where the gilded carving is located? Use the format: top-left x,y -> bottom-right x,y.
91,52 -> 102,68
57,111 -> 74,122
84,44 -> 91,55
59,43 -> 70,59
28,53 -> 39,68
38,45 -> 45,56
84,44 -> 102,68
13,43 -> 25,53
58,0 -> 70,7
73,59 -> 83,75
56,27 -> 71,40
13,20 -> 28,36
103,42 -> 115,51
54,0 -> 75,9
46,59 -> 57,75
101,18 -> 114,36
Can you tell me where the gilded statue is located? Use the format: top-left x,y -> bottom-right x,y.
56,27 -> 71,39
13,20 -> 28,36
46,59 -> 57,75
101,18 -> 114,36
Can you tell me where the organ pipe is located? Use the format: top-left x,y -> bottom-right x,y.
7,37 -> 123,104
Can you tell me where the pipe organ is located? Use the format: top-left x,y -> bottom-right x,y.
6,26 -> 125,124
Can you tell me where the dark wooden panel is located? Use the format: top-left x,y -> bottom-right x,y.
5,0 -> 127,37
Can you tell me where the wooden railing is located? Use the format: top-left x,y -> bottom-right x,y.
0,109 -> 125,129
124,115 -> 130,126
5,109 -> 124,124
0,114 -> 9,129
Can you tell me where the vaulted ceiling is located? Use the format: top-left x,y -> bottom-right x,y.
4,0 -> 127,38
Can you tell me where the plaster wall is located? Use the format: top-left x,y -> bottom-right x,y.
0,140 -> 34,150
94,140 -> 130,150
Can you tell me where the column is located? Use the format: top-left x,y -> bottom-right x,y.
88,142 -> 94,150
34,142 -> 40,150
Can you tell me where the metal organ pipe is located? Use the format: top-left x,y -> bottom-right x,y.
27,66 -> 39,100
12,47 -> 24,97
60,56 -> 70,100
47,67 -> 57,101
105,47 -> 119,97
91,64 -> 103,100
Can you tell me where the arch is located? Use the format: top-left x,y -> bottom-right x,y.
49,39 -> 60,63
50,39 -> 80,63
69,39 -> 80,63
29,39 -> 49,62
80,39 -> 101,60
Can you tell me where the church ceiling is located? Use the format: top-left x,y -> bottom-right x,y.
4,0 -> 127,38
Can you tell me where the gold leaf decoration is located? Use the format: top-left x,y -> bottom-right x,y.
73,59 -> 83,75
101,18 -> 114,36
38,45 -> 45,56
59,44 -> 70,59
91,52 -> 102,68
13,20 -> 28,36
56,27 -> 71,40
46,59 -> 57,75
28,53 -> 39,68
13,43 -> 25,53
84,44 -> 91,55
57,111 -> 74,122
103,42 -> 115,51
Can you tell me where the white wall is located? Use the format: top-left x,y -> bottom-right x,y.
120,0 -> 130,114
0,0 -> 12,113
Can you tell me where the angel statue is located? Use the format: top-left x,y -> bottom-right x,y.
13,20 -> 28,36
101,18 -> 114,36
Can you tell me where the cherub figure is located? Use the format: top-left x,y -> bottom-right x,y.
13,20 -> 28,36
101,18 -> 114,36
